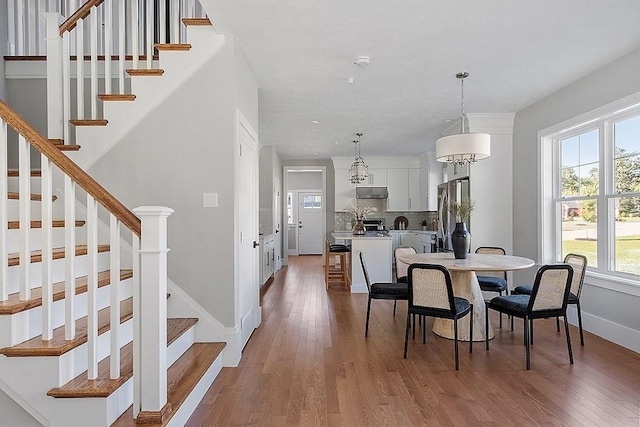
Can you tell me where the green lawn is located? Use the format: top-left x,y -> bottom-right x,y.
563,235 -> 640,275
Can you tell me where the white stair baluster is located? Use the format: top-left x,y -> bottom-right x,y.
146,0 -> 154,70
76,18 -> 85,120
16,1 -> 24,56
18,135 -> 30,300
118,0 -> 125,94
27,1 -> 37,55
170,0 -> 179,44
158,0 -> 166,44
104,0 -> 113,95
62,32 -> 71,143
7,0 -> 16,55
109,214 -> 121,379
41,155 -> 53,340
90,7 -> 98,119
64,176 -> 76,339
131,0 -> 139,69
0,119 -> 7,301
132,233 -> 141,418
86,194 -> 98,379
45,12 -> 63,141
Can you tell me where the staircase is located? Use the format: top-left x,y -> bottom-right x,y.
1,1 -> 230,425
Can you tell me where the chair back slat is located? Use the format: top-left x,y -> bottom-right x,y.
530,265 -> 573,312
564,253 -> 587,297
394,246 -> 416,281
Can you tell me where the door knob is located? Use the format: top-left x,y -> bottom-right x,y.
253,241 -> 260,248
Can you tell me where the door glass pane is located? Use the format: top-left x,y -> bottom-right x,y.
614,197 -> 640,275
302,195 -> 322,209
287,192 -> 293,224
560,199 -> 597,267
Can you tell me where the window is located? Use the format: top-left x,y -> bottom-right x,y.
550,109 -> 640,278
287,192 -> 294,225
302,195 -> 322,209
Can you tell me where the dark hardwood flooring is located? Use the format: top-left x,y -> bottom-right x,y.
187,255 -> 640,426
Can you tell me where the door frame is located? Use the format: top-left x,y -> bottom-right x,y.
282,166 -> 326,266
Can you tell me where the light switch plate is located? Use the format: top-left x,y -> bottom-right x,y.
203,192 -> 218,208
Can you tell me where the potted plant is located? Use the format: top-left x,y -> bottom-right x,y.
344,205 -> 378,235
421,220 -> 428,231
448,199 -> 474,259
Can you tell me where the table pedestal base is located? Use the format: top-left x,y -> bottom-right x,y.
432,270 -> 495,342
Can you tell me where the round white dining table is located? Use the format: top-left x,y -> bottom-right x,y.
398,252 -> 535,341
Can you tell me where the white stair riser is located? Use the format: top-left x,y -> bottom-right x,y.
0,279 -> 133,347
6,200 -> 46,220
5,227 -> 88,254
5,252 -> 111,295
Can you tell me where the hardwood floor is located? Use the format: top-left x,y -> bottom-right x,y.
187,255 -> 640,426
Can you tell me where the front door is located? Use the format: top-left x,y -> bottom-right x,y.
298,192 -> 323,254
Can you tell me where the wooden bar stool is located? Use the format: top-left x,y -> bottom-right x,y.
325,239 -> 351,290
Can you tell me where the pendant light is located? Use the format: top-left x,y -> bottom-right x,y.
436,72 -> 490,165
349,133 -> 369,184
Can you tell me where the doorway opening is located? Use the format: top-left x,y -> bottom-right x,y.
282,167 -> 327,265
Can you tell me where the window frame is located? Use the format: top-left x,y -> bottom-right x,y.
539,92 -> 640,291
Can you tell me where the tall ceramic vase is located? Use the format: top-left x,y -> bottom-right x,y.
352,219 -> 365,235
451,222 -> 470,259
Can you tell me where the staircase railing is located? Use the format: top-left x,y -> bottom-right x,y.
0,99 -> 172,420
39,0 -> 207,144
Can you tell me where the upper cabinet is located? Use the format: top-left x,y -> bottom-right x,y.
356,168 -> 387,187
387,168 -> 422,212
332,156 -> 434,212
334,169 -> 356,210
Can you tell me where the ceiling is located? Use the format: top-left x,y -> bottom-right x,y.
204,0 -> 640,159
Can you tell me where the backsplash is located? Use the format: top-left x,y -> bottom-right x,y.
335,199 -> 438,231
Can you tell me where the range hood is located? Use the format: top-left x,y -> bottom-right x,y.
356,187 -> 389,199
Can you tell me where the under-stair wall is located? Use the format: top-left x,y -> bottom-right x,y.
87,37 -> 259,365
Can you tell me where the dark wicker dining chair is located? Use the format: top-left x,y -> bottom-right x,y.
404,263 -> 473,370
485,263 -> 574,370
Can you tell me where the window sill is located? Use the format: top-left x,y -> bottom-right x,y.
585,270 -> 640,297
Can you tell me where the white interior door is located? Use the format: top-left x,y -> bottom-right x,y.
237,116 -> 259,348
298,191 -> 323,254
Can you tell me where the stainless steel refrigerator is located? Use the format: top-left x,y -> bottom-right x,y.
437,177 -> 470,251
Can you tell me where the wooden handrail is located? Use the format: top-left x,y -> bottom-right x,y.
0,99 -> 141,236
59,0 -> 106,36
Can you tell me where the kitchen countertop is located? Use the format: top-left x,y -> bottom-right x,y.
332,232 -> 392,240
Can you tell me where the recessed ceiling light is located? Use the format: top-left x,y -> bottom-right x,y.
354,56 -> 370,67
443,119 -> 454,123
311,120 -> 323,124
334,141 -> 339,145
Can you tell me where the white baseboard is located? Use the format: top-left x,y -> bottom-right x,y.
567,307 -> 640,353
350,284 -> 368,294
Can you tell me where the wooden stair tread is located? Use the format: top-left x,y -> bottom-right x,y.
7,192 -> 57,202
8,170 -> 41,177
126,69 -> 164,76
49,138 -> 64,145
154,43 -> 191,51
8,220 -> 86,229
112,342 -> 225,426
69,119 -> 108,126
0,270 -> 133,315
8,244 -> 110,267
98,94 -> 136,101
47,318 -> 200,398
182,18 -> 212,26
0,297 -> 134,357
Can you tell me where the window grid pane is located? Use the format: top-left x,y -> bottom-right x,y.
613,197 -> 640,275
560,199 -> 597,268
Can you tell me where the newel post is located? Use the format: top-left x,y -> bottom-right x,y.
44,12 -> 63,140
132,206 -> 174,422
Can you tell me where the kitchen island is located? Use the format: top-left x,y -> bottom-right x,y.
331,232 -> 393,293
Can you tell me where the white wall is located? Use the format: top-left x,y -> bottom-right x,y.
0,389 -> 40,427
288,171 -> 322,190
88,38 -> 258,327
513,47 -> 640,351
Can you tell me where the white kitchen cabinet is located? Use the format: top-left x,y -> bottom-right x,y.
356,168 -> 387,187
410,231 -> 435,254
334,169 -> 356,211
408,168 -> 421,212
419,160 -> 429,211
260,234 -> 276,285
387,169 -> 409,211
